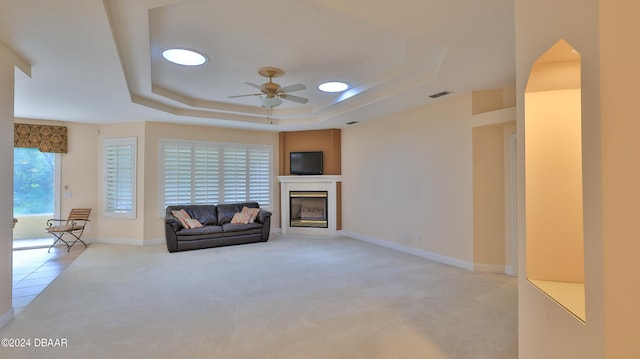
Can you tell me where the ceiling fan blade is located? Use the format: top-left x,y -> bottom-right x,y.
280,94 -> 309,104
279,83 -> 306,93
228,93 -> 262,98
244,82 -> 263,90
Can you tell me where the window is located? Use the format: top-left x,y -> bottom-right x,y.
103,138 -> 137,218
14,147 -> 57,216
159,140 -> 272,214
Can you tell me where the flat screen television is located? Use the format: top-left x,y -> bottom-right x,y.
290,151 -> 323,175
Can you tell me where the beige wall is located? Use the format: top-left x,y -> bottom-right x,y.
343,93 -> 482,265
15,119 -> 101,240
515,0 -> 605,357
472,121 -> 516,270
600,1 -> 640,356
96,122 -> 145,242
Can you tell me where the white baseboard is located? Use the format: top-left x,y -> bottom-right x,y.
0,307 -> 14,330
340,231 -> 475,272
94,238 -> 164,246
474,263 -> 507,274
504,266 -> 516,276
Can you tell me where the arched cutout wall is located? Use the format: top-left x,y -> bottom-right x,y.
525,39 -> 585,321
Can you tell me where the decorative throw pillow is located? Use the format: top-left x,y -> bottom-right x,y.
231,211 -> 250,224
183,218 -> 203,229
172,209 -> 190,220
172,209 -> 200,229
241,207 -> 260,223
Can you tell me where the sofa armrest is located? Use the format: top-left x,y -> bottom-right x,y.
164,215 -> 182,253
257,209 -> 272,241
165,215 -> 182,232
257,209 -> 272,224
164,222 -> 179,252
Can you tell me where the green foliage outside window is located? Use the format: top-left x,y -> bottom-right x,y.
14,147 -> 55,215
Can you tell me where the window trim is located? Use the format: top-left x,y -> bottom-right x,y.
102,137 -> 137,219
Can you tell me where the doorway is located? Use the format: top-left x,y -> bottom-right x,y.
13,147 -> 60,249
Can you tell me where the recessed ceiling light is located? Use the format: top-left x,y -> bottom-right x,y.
318,81 -> 349,93
162,48 -> 207,66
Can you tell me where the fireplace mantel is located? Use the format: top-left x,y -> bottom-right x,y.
278,175 -> 342,235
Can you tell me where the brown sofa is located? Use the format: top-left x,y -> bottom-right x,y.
164,202 -> 271,253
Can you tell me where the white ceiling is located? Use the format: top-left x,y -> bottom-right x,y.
0,0 -> 515,132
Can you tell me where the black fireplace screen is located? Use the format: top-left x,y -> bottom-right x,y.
289,191 -> 328,228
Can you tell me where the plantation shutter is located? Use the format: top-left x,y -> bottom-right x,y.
162,142 -> 194,207
193,145 -> 220,204
248,146 -> 271,207
103,138 -> 136,218
160,140 -> 272,214
223,145 -> 248,203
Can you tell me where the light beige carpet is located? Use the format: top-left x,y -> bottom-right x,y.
0,235 -> 517,358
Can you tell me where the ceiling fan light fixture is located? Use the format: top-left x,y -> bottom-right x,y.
318,81 -> 349,93
261,97 -> 283,108
162,48 -> 207,66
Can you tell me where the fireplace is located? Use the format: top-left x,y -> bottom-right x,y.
290,191 -> 328,228
278,175 -> 342,235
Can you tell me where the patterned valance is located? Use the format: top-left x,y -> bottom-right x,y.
14,124 -> 68,153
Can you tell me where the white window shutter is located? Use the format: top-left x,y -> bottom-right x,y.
103,137 -> 137,218
223,145 -> 248,203
160,140 -> 272,214
248,146 -> 271,208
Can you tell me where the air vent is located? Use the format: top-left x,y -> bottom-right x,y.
346,121 -> 359,125
429,91 -> 452,99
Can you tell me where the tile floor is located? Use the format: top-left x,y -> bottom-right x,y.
12,245 -> 86,314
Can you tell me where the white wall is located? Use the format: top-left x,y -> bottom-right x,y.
342,93 -> 477,267
0,42 -> 19,329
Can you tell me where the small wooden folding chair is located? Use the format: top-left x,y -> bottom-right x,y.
46,208 -> 91,252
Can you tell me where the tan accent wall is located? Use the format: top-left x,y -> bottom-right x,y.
279,129 -> 342,229
600,1 -> 640,356
279,129 -> 341,175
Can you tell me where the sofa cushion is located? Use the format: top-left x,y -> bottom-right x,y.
217,202 -> 259,225
184,205 -> 218,226
171,209 -> 205,229
166,205 -> 218,226
221,222 -> 262,237
177,225 -> 223,238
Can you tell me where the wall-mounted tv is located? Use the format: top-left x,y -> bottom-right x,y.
290,151 -> 323,175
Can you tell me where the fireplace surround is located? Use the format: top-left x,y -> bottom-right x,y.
278,175 -> 342,235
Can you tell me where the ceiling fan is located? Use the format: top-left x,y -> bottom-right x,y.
228,67 -> 309,108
